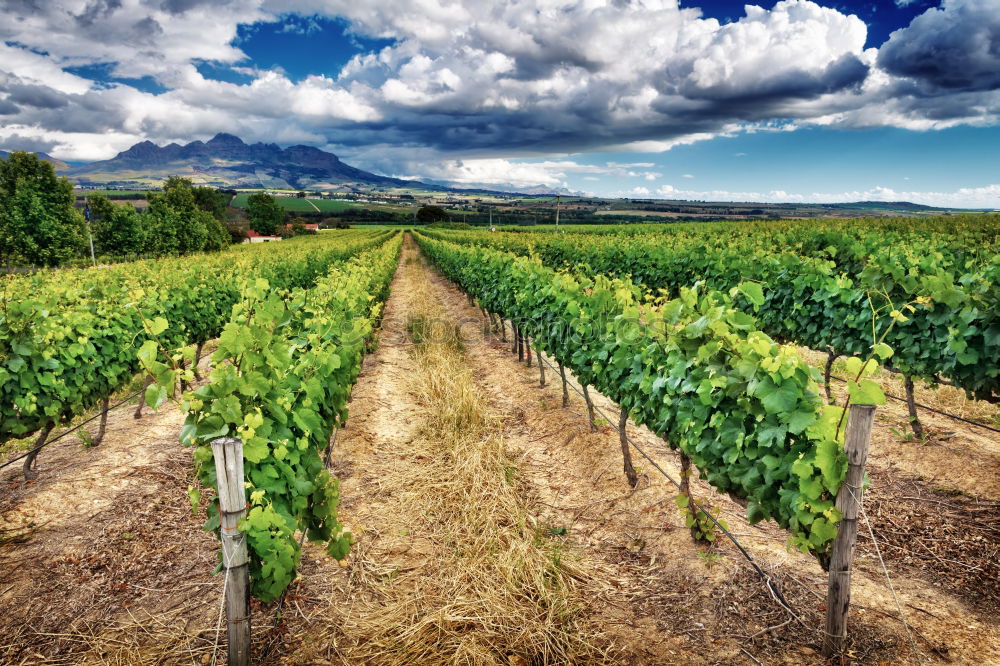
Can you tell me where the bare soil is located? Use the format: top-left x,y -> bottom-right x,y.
1,235 -> 997,665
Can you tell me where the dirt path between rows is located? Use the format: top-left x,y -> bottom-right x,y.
271,238 -> 624,664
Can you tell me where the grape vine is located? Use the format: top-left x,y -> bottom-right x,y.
0,231 -> 392,453
415,232 -> 886,563
141,234 -> 402,601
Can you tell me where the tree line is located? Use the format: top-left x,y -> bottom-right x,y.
1,152 -> 235,268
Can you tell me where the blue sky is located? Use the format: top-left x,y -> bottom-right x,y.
233,15 -> 395,82
548,124 -> 1000,203
1,0 -> 998,206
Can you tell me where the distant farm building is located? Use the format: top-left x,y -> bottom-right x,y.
282,222 -> 320,233
244,229 -> 282,243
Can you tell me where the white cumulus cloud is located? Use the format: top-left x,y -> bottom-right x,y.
0,0 -> 996,196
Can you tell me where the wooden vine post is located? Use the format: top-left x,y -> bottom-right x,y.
822,404 -> 876,659
211,437 -> 251,666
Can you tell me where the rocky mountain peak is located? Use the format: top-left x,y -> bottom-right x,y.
206,133 -> 245,147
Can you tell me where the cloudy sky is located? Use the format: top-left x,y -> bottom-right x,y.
1,0 -> 999,206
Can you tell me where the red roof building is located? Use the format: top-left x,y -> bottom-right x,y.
244,229 -> 282,243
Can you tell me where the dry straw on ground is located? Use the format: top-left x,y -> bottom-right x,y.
336,256 -> 614,665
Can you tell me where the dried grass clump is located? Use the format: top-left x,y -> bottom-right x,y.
345,268 -> 612,665
50,609 -> 219,666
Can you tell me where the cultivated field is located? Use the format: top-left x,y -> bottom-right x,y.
1,220 -> 997,665
229,193 -> 359,213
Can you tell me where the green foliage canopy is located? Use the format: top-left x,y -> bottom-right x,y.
416,205 -> 449,224
0,152 -> 86,266
247,192 -> 286,236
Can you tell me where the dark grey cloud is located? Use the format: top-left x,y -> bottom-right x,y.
878,0 -> 1000,93
5,81 -> 68,108
131,16 -> 164,39
75,0 -> 123,27
0,0 -> 46,13
890,89 -> 1000,122
156,0 -> 230,14
0,73 -> 128,132
671,54 -> 869,103
0,132 -> 59,153
30,105 -> 126,132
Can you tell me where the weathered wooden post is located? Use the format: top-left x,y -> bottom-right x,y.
211,437 -> 251,666
822,405 -> 876,659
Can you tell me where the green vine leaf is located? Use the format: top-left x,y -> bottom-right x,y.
738,282 -> 765,308
847,379 -> 886,406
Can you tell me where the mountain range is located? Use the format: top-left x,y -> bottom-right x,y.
0,139 -> 983,210
0,150 -> 69,170
58,134 -> 423,191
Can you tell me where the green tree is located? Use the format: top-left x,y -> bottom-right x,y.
0,151 -> 86,266
202,214 -> 231,250
88,194 -> 149,256
191,186 -> 229,220
246,193 -> 285,236
145,177 -> 231,254
144,196 -> 183,254
416,205 -> 449,224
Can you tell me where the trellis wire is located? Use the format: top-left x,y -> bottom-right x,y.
495,319 -> 800,618
0,387 -> 145,472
